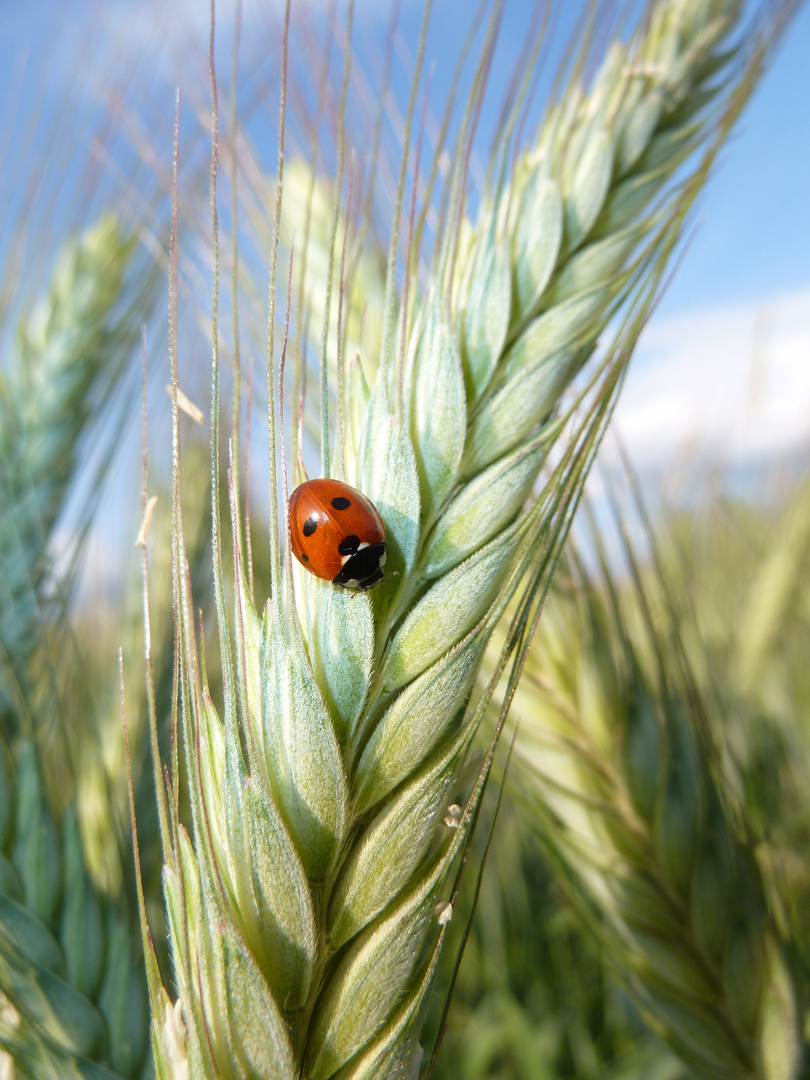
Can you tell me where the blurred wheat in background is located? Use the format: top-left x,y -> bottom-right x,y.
0,0 -> 809,1078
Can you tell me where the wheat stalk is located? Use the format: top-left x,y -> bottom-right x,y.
144,2 -> 797,1077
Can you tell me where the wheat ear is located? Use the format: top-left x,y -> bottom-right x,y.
506,516 -> 801,1080
0,217 -> 156,1079
0,736 -> 149,1080
147,1 -> 795,1077
0,217 -> 135,683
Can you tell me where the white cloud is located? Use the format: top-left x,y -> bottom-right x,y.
606,287 -> 810,476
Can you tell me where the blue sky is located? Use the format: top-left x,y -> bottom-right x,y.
2,0 -> 808,508
350,0 -> 810,318
605,2 -> 810,484
650,1 -> 810,314
4,0 -> 807,308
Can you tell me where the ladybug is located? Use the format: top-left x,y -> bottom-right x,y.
289,479 -> 387,590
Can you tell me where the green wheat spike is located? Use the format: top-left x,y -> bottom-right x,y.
148,2 -> 800,1077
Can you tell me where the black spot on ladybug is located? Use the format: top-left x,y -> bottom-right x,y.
303,516 -> 318,537
331,496 -> 351,510
338,534 -> 360,556
301,552 -> 309,563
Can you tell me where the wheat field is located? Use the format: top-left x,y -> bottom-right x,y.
0,1 -> 808,1078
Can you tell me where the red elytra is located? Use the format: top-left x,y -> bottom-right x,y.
288,478 -> 387,590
